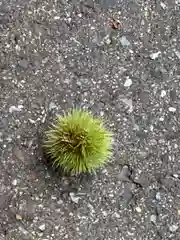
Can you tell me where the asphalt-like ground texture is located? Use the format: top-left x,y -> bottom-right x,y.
1,0 -> 180,239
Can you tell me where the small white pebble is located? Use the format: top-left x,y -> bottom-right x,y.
51,195 -> 56,200
100,111 -> 104,116
69,192 -> 80,204
49,102 -> 57,110
120,36 -> 131,46
156,192 -> 161,201
103,35 -> 111,45
174,144 -> 178,149
150,125 -> 154,131
54,16 -> 60,20
160,2 -> 167,9
160,90 -> 166,97
174,50 -> 180,59
78,13 -> 82,18
6,136 -> 12,142
12,179 -> 18,186
124,77 -> 132,87
67,17 -> 72,23
15,45 -> 21,51
18,104 -> 23,109
112,212 -> 120,218
18,226 -> 29,235
16,214 -> 23,220
168,107 -> 176,112
54,226 -> 59,230
150,214 -> 156,223
169,225 -> 178,232
102,211 -> 108,217
127,231 -> 135,236
39,224 -> 46,231
173,174 -> 179,178
159,117 -> 164,121
120,98 -> 133,112
9,105 -> 23,113
150,51 -> 161,60
57,199 -> 63,205
28,118 -> 36,124
105,37 -> 111,45
135,207 -> 142,213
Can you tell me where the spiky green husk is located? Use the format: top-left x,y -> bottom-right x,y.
44,109 -> 113,174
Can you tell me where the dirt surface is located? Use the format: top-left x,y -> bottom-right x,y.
1,0 -> 180,239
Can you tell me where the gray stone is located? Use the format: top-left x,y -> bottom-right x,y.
19,59 -> 28,69
139,91 -> 149,104
120,187 -> 133,205
117,165 -> 131,182
120,98 -> 133,112
134,174 -> 149,188
14,147 -> 25,162
169,225 -> 178,233
120,36 -> 131,47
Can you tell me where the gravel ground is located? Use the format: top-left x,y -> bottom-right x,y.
1,0 -> 180,239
